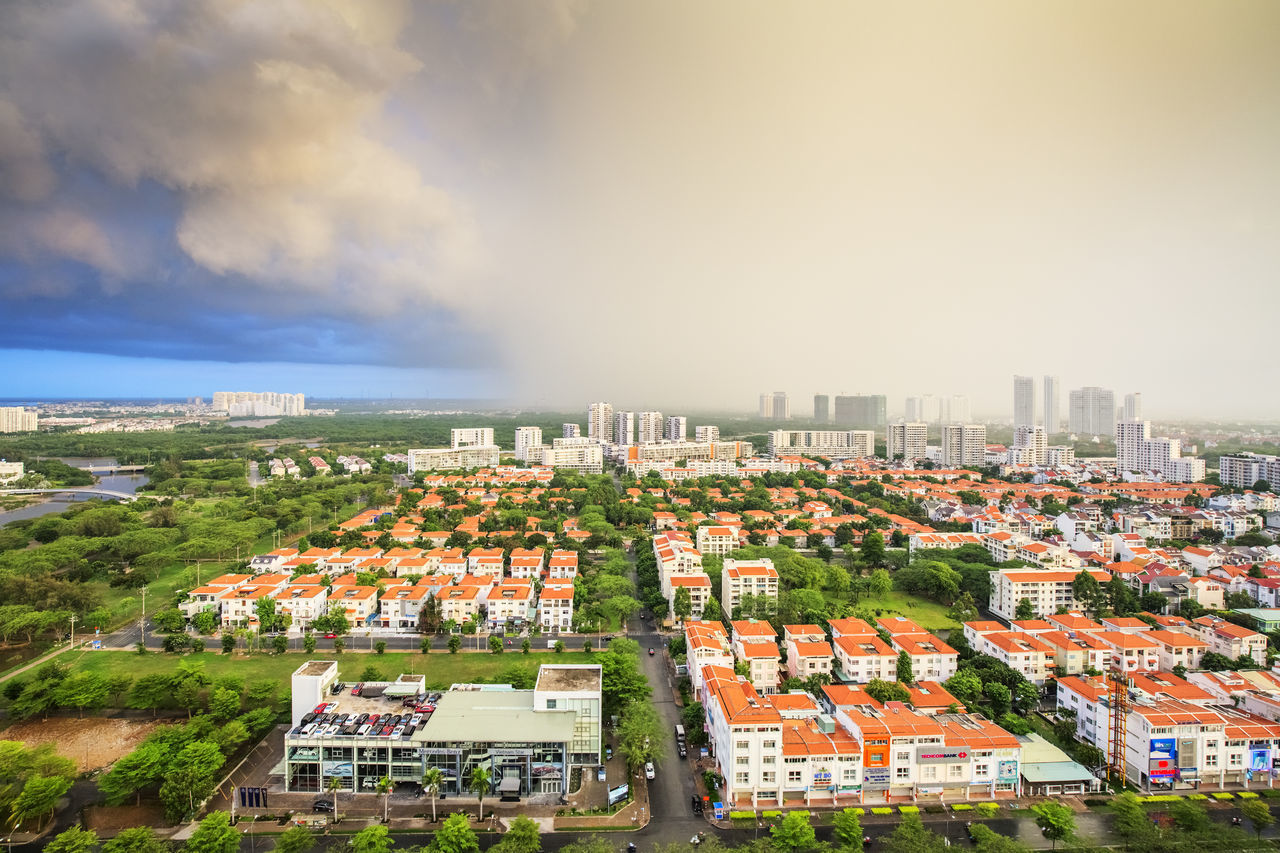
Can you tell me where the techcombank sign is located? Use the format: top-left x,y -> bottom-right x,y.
916,747 -> 968,764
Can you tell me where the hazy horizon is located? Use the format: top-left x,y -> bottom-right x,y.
2,2 -> 1278,419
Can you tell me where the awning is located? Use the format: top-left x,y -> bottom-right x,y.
383,684 -> 420,697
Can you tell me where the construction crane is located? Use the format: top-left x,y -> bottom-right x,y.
1108,660 -> 1129,785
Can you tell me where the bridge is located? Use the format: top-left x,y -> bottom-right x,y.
0,488 -> 138,502
81,465 -> 148,474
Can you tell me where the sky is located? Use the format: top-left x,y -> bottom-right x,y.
1,1 -> 1278,419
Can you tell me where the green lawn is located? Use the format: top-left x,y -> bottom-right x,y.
858,590 -> 959,632
53,649 -> 599,691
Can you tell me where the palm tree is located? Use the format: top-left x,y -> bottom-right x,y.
377,776 -> 392,823
469,764 -> 491,821
422,767 -> 445,823
326,774 -> 343,821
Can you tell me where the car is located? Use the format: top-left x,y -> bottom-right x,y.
644,762 -> 655,780
352,683 -> 363,695
597,766 -> 607,782
678,745 -> 688,759
324,633 -> 337,639
312,800 -> 335,813
602,635 -> 615,641
648,648 -> 655,656
330,682 -> 346,695
691,795 -> 703,815
391,725 -> 405,738
605,746 -> 613,760
411,714 -> 424,726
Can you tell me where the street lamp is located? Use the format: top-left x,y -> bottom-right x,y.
140,587 -> 147,648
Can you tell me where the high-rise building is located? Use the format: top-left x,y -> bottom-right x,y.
451,428 -> 495,449
1115,420 -> 1204,482
1123,393 -> 1143,422
213,391 -> 306,417
1011,425 -> 1048,466
1219,453 -> 1280,489
941,424 -> 987,468
813,394 -> 830,423
0,406 -> 38,433
771,392 -> 790,420
614,411 -> 635,446
1068,387 -> 1115,436
694,425 -> 720,443
904,396 -> 924,423
947,395 -> 972,425
758,394 -> 773,419
768,430 -> 874,460
562,423 -> 582,439
638,411 -> 664,444
587,402 -> 614,443
514,427 -> 543,461
665,416 -> 688,442
886,422 -> 928,464
1013,376 -> 1036,428
833,395 -> 887,429
1043,376 -> 1060,434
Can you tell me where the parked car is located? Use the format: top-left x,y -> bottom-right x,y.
678,744 -> 688,758
648,648 -> 655,656
691,795 -> 703,815
605,746 -> 613,760
644,762 -> 655,780
324,633 -> 337,639
312,800 -> 335,813
351,683 -> 363,695
330,682 -> 346,695
597,766 -> 607,782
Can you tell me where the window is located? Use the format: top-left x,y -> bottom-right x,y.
763,741 -> 776,749
737,757 -> 749,766
737,741 -> 749,750
920,766 -> 936,780
763,756 -> 775,764
545,700 -> 556,709
736,772 -> 750,784
788,770 -> 802,783
895,767 -> 910,779
843,768 -> 858,781
1229,753 -> 1243,767
949,763 -> 965,778
974,763 -> 990,777
897,751 -> 911,762
762,772 -> 775,783
1204,754 -> 1218,768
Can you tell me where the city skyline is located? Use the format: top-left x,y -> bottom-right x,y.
1,2 -> 1278,418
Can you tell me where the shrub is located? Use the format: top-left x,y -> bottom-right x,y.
1141,794 -> 1181,802
1212,792 -> 1234,800
976,802 -> 999,817
729,811 -> 756,820
1258,789 -> 1280,799
1083,799 -> 1109,807
1188,794 -> 1209,800
951,804 -> 973,811
898,806 -> 919,814
923,805 -> 944,814
762,811 -> 782,819
871,808 -> 892,815
788,810 -> 810,818
1238,791 -> 1259,799
851,808 -> 865,815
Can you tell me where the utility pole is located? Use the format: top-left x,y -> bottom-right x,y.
69,614 -> 76,648
140,587 -> 147,648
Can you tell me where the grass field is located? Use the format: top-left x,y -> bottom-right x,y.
54,648 -> 599,691
857,590 -> 959,632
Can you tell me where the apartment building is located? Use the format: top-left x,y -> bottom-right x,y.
696,525 -> 741,557
1010,425 -> 1048,466
638,412 -> 663,444
0,406 -> 38,433
1043,375 -> 1060,433
587,402 -> 614,442
1115,420 -> 1207,483
686,621 -> 735,691
989,568 -> 1110,621
941,424 -> 987,468
1037,630 -> 1110,676
614,411 -> 635,446
407,445 -> 501,473
695,425 -> 720,443
1193,616 -> 1268,665
1146,629 -> 1208,672
767,430 -> 874,460
665,416 -> 688,442
450,428 -> 495,449
973,632 -> 1053,684
721,558 -> 779,615
538,438 -> 605,474
1068,386 -> 1115,437
1013,376 -> 1036,429
832,395 -> 886,429
1219,452 -> 1280,489
514,427 -> 543,461
562,423 -> 581,439
832,634 -> 898,684
886,422 -> 928,464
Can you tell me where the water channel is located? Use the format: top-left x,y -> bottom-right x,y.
0,457 -> 150,527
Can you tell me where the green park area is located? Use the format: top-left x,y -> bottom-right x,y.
855,589 -> 959,632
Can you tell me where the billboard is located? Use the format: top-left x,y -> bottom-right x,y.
916,747 -> 969,765
998,760 -> 1019,782
321,761 -> 353,777
1251,749 -> 1271,772
1149,739 -> 1176,778
1149,739 -> 1176,760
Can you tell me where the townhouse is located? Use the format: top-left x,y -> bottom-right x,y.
377,584 -> 433,631
974,632 -> 1053,684
1037,630 -> 1110,676
1145,629 -> 1208,672
326,586 -> 380,626
832,633 -> 898,684
784,625 -> 834,682
731,620 -> 782,695
686,621 -> 735,691
273,584 -> 329,628
436,585 -> 483,626
1193,616 -> 1268,666
1095,631 -> 1160,673
537,584 -> 574,632
485,580 -> 535,630
696,525 -> 741,557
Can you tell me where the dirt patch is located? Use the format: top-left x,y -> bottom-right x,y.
2,717 -> 162,772
84,803 -> 171,835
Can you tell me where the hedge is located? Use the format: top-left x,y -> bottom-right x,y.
951,804 -> 973,811
729,811 -> 757,820
871,808 -> 893,815
976,803 -> 1000,816
1238,791 -> 1259,799
898,806 -> 919,814
1212,792 -> 1235,800
1141,795 -> 1182,802
1188,794 -> 1209,800
761,811 -> 782,819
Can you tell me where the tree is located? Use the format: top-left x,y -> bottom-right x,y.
489,635 -> 503,654
861,530 -> 886,567
350,825 -> 392,853
43,826 -> 99,853
221,633 -> 235,654
272,825 -> 317,853
1072,570 -> 1102,616
101,827 -> 168,853
422,766 -> 445,823
469,763 -> 493,820
53,671 -> 108,717
99,740 -> 169,805
863,678 -> 910,705
1241,798 -> 1275,838
304,634 -> 317,653
673,587 -> 693,622
433,812 -> 481,853
868,568 -> 891,599
449,634 -> 462,654
326,774 -> 344,819
492,814 -> 541,853
159,740 -> 225,822
208,686 -> 241,722
10,774 -> 71,829
1031,801 -> 1075,850
183,810 -> 238,853
969,824 -> 1031,853
554,640 -> 565,653
896,650 -> 914,684
771,809 -> 817,853
832,807 -> 864,852
883,813 -> 946,853
984,682 -> 1012,718
1015,597 -> 1035,621
1111,791 -> 1157,848
377,775 -> 393,823
617,700 -> 664,771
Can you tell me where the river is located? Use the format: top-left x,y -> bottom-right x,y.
0,457 -> 150,527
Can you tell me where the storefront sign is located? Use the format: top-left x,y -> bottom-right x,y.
998,760 -> 1019,782
916,747 -> 969,764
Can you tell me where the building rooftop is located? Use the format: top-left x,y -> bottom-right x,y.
417,690 -> 577,743
535,664 -> 602,693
